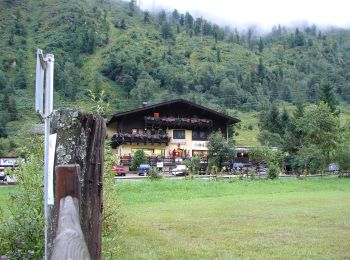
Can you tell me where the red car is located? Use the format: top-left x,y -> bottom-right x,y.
113,165 -> 126,176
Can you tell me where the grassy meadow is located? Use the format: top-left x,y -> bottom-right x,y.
115,178 -> 350,259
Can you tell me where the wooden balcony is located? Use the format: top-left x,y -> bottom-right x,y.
111,133 -> 171,148
145,116 -> 212,129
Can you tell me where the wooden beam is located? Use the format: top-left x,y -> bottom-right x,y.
55,164 -> 81,218
51,196 -> 90,260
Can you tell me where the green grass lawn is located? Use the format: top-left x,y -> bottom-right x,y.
115,178 -> 350,259
0,187 -> 15,215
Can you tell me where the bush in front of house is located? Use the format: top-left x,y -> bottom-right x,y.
184,156 -> 201,175
148,167 -> 163,180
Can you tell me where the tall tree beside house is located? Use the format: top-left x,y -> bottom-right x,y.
332,122 -> 350,174
130,150 -> 147,171
207,131 -> 233,172
292,102 -> 340,173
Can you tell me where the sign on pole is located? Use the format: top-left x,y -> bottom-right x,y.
35,48 -> 55,260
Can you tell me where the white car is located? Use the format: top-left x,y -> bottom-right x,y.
171,165 -> 188,176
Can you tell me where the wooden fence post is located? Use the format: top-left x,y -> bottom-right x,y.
51,109 -> 105,260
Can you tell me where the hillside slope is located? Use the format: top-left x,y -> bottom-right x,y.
1,0 -> 350,154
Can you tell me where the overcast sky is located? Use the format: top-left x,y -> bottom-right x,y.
139,0 -> 350,31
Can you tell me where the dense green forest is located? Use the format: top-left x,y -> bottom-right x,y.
1,0 -> 350,155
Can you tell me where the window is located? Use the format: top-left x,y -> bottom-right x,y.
173,129 -> 185,139
192,130 -> 208,140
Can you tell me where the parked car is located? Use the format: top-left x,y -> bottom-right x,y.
138,164 -> 150,176
230,162 -> 250,174
0,170 -> 7,181
113,165 -> 126,176
171,165 -> 188,176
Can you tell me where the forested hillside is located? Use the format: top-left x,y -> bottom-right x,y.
1,0 -> 350,155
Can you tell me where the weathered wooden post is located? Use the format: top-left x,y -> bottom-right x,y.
51,109 -> 106,260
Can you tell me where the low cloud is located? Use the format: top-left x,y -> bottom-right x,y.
138,0 -> 350,31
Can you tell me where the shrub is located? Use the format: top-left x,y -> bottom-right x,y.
102,143 -> 125,258
184,156 -> 201,175
268,163 -> 279,179
0,136 -> 44,259
148,167 -> 163,180
248,167 -> 257,179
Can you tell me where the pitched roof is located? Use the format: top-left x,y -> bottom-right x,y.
107,99 -> 240,125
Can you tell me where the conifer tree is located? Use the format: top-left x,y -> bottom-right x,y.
319,80 -> 338,114
258,37 -> 264,53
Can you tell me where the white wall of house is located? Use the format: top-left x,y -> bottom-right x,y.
113,129 -> 208,158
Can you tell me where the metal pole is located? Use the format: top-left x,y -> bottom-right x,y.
44,53 -> 54,260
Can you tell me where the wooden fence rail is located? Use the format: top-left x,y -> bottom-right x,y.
51,164 -> 90,260
50,196 -> 90,260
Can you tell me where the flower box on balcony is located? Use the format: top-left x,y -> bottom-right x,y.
111,132 -> 171,148
145,116 -> 212,128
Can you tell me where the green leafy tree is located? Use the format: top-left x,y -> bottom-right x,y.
294,102 -> 340,173
131,150 -> 147,171
249,147 -> 283,179
258,130 -> 283,147
207,131 -> 233,171
57,62 -> 80,100
130,71 -> 160,104
184,156 -> 201,175
259,104 -> 282,135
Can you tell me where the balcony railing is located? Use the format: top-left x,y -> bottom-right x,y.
145,116 -> 212,129
119,155 -> 208,166
111,132 -> 171,148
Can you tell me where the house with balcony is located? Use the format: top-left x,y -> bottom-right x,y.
107,99 -> 240,167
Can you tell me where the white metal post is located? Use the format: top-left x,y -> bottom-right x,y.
44,53 -> 54,260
